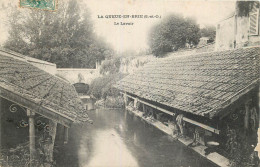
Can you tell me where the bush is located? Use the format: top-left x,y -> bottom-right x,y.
99,57 -> 121,75
89,73 -> 127,99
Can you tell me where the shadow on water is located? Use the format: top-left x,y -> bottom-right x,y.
56,109 -> 217,167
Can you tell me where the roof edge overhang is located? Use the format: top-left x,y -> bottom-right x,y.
121,90 -> 206,118
121,91 -> 220,134
116,79 -> 259,120
211,79 -> 260,119
0,83 -> 75,127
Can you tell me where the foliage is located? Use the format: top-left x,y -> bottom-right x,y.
88,73 -> 127,99
148,14 -> 201,57
0,142 -> 54,167
226,127 -> 258,167
236,1 -> 258,17
200,26 -> 216,41
99,57 -> 121,75
4,0 -> 113,68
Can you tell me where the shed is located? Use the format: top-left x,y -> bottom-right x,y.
0,49 -> 92,164
115,46 -> 259,158
115,46 -> 259,119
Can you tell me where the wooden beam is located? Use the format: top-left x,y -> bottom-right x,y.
122,92 -> 175,116
182,117 -> 220,135
27,109 -> 36,166
0,86 -> 73,127
121,92 -> 220,134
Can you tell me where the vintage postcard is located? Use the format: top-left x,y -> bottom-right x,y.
0,0 -> 259,167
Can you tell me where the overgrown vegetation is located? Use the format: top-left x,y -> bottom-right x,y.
148,14 -> 201,57
89,73 -> 122,99
88,72 -> 127,108
4,0 -> 113,68
0,142 -> 55,167
236,1 -> 258,17
89,53 -> 151,108
99,57 -> 121,75
200,26 -> 216,42
148,14 -> 218,57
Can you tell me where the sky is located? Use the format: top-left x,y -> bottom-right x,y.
0,0 -> 236,53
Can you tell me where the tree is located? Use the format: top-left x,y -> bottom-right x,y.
4,0 -> 112,68
88,73 -> 127,99
99,57 -> 121,75
148,14 -> 201,57
200,26 -> 216,42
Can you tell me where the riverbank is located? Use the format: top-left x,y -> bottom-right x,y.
95,96 -> 125,109
126,106 -> 230,167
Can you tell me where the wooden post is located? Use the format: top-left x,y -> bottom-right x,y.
134,98 -> 137,109
0,97 -> 2,159
244,101 -> 250,130
57,124 -> 64,146
44,120 -> 57,164
27,109 -> 35,165
64,127 -> 69,144
123,93 -> 128,106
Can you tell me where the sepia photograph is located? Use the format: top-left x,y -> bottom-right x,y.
0,0 -> 259,166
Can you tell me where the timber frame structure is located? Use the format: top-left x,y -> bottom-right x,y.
115,46 -> 260,166
0,49 -> 91,166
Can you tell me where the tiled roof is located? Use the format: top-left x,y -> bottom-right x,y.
0,50 -> 91,125
115,47 -> 260,118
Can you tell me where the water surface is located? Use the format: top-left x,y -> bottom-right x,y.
56,109 -> 216,167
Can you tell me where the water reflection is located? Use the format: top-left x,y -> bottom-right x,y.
80,129 -> 139,167
56,109 -> 216,167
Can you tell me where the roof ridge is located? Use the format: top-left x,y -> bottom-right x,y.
116,46 -> 259,118
0,47 -> 55,66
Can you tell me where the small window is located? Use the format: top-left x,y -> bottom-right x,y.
249,9 -> 259,36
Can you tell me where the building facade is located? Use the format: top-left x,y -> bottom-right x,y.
216,1 -> 260,50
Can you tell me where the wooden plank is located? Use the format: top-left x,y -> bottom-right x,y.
0,86 -> 73,127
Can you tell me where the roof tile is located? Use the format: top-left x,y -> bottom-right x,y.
0,51 -> 91,123
115,47 -> 260,118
